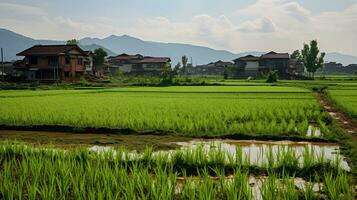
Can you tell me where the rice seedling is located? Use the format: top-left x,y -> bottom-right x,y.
0,141 -> 354,199
326,88 -> 357,119
0,86 -> 328,138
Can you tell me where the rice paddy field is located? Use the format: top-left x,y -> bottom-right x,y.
326,87 -> 357,119
0,86 -> 330,138
0,83 -> 356,199
0,141 -> 355,199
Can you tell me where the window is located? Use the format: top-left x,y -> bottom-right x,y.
75,72 -> 82,78
48,56 -> 58,66
77,57 -> 83,65
65,56 -> 71,64
29,56 -> 38,65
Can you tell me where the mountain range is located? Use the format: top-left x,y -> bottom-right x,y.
1,28 -> 357,66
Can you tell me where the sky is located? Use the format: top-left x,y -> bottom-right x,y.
0,0 -> 357,55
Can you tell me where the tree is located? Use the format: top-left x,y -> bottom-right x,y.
161,63 -> 173,84
181,56 -> 188,75
94,48 -> 108,66
66,39 -> 79,45
223,65 -> 230,80
301,40 -> 325,79
291,50 -> 301,60
266,70 -> 278,83
173,62 -> 181,76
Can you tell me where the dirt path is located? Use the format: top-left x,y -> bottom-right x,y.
317,93 -> 357,136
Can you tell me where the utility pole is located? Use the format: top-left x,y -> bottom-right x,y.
1,48 -> 4,82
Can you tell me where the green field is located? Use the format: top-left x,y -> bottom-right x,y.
0,86 -> 329,138
0,82 -> 356,200
326,87 -> 357,118
0,142 -> 354,199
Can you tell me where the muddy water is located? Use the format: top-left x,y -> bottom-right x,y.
306,125 -> 321,137
89,139 -> 350,171
173,139 -> 350,171
174,175 -> 323,200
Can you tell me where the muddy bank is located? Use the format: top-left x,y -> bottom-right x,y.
318,94 -> 357,136
0,130 -> 191,150
0,125 -> 335,143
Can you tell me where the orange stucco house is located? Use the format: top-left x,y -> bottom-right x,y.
17,45 -> 93,82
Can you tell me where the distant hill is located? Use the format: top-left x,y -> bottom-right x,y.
324,52 -> 357,66
79,35 -> 238,65
1,28 -> 357,66
79,44 -> 116,56
0,28 -> 115,61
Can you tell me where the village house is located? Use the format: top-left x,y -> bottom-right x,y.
193,60 -> 234,76
233,52 -> 303,79
318,62 -> 357,75
16,45 -> 93,81
233,55 -> 260,78
84,51 -> 95,75
108,54 -> 171,75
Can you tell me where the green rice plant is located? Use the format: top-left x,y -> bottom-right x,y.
326,88 -> 357,119
323,171 -> 355,200
197,175 -> 216,200
181,179 -> 197,199
281,174 -> 299,200
0,142 -> 353,199
261,173 -> 279,200
303,180 -> 318,200
223,170 -> 253,200
0,86 -> 328,138
303,145 -> 315,169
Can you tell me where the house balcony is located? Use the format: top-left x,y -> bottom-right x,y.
63,65 -> 85,72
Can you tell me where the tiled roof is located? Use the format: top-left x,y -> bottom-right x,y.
261,51 -> 289,59
234,55 -> 260,62
17,45 -> 86,56
140,57 -> 171,63
109,54 -> 170,64
110,54 -> 143,60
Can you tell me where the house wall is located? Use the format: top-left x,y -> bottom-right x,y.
119,64 -> 133,73
245,61 -> 259,70
84,56 -> 94,74
259,59 -> 289,77
62,55 -> 85,81
24,54 -> 85,81
142,63 -> 165,71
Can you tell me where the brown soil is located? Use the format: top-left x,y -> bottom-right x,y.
317,94 -> 357,136
0,130 -> 191,151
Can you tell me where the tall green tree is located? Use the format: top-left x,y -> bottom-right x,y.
291,50 -> 301,60
66,39 -> 79,45
161,63 -> 173,84
301,40 -> 325,79
173,62 -> 181,76
94,48 -> 108,66
181,56 -> 188,75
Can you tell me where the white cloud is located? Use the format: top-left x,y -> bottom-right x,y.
237,17 -> 275,33
0,2 -> 46,16
0,1 -> 357,56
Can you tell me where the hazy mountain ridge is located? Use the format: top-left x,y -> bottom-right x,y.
0,28 -> 115,60
1,28 -> 357,66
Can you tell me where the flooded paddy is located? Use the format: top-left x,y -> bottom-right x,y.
89,138 -> 350,171
174,175 -> 324,200
174,139 -> 350,171
0,132 -> 354,199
